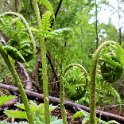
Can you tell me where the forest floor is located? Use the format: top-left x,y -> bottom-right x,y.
51,105 -> 124,124
0,83 -> 124,124
0,98 -> 124,123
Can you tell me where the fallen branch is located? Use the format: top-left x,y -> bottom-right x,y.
0,84 -> 124,123
15,62 -> 32,90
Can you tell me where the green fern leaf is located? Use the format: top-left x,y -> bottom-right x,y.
39,11 -> 52,38
4,110 -> 27,120
105,83 -> 122,112
72,110 -> 88,119
3,46 -> 26,63
38,0 -> 54,16
15,101 -> 56,113
0,95 -> 15,106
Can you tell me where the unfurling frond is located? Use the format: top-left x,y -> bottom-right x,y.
39,11 -> 52,38
38,0 -> 54,16
3,46 -> 26,63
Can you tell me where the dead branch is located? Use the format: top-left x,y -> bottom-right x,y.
15,62 -> 32,90
0,84 -> 124,123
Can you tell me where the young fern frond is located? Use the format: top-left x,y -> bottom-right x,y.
0,13 -> 35,63
37,0 -> 54,16
32,1 -> 52,124
0,95 -> 15,106
60,64 -> 88,124
64,65 -> 88,100
39,11 -> 52,38
105,83 -> 122,112
0,12 -> 35,124
0,12 -> 36,56
3,46 -> 26,63
0,47 -> 34,124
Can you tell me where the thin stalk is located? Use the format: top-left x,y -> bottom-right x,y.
32,0 -> 50,123
0,47 -> 34,124
90,41 -> 115,124
60,75 -> 68,124
60,63 -> 88,124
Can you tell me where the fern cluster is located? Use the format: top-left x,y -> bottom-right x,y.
0,15 -> 33,63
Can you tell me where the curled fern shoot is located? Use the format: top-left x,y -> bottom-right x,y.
0,12 -> 36,57
0,44 -> 34,124
37,0 -> 54,17
89,41 -> 124,124
105,83 -> 122,113
60,63 -> 88,124
3,46 -> 26,63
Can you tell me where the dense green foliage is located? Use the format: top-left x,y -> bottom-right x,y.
0,0 -> 124,124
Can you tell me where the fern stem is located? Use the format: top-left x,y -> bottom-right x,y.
90,41 -> 115,124
32,0 -> 50,124
0,46 -> 34,124
0,12 -> 36,56
60,75 -> 68,124
60,63 -> 88,124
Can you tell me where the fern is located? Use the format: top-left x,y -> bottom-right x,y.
39,11 -> 52,38
4,101 -> 57,123
38,0 -> 54,16
100,42 -> 124,67
3,46 -> 26,63
34,115 -> 63,124
4,110 -> 27,120
15,101 -> 56,113
63,65 -> 88,100
105,83 -> 122,112
0,95 -> 15,106
72,110 -> 88,119
0,13 -> 35,63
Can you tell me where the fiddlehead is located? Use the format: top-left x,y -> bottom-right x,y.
90,41 -> 124,124
0,12 -> 36,124
64,64 -> 88,100
0,12 -> 36,63
60,63 -> 88,124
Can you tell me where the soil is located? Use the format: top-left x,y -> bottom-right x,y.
0,102 -> 124,123
51,105 -> 124,124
